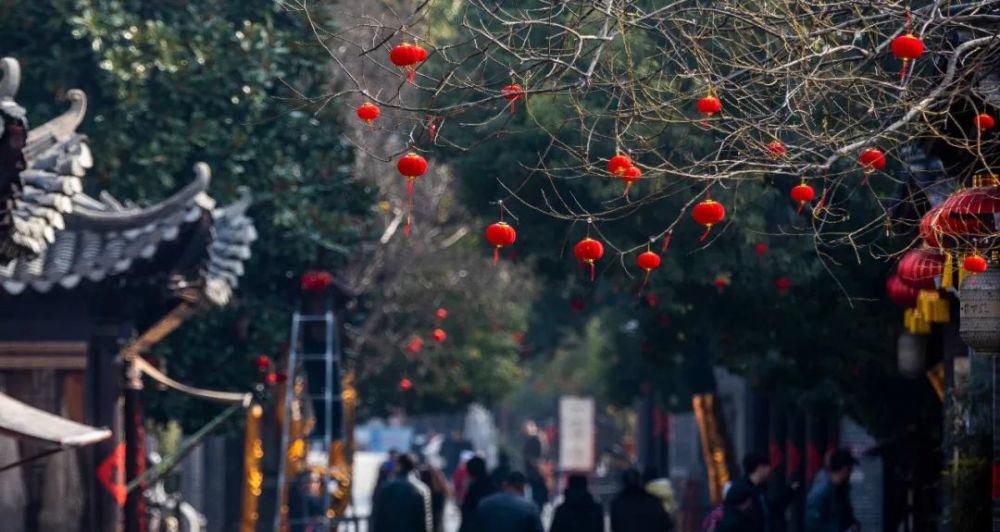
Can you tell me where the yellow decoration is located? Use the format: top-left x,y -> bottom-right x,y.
904,308 -> 932,335
692,394 -> 731,505
240,404 -> 264,532
941,252 -> 954,289
917,290 -> 949,323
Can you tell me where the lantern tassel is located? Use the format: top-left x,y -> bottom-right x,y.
408,67 -> 416,84
900,59 -> 909,82
796,202 -> 805,215
699,226 -> 712,241
493,246 -> 500,265
405,178 -> 415,236
589,261 -> 596,282
638,270 -> 651,295
661,231 -> 674,252
941,252 -> 953,289
624,181 -> 633,198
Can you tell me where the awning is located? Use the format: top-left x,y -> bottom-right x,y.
0,392 -> 111,447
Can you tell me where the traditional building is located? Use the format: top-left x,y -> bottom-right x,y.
0,56 -> 256,531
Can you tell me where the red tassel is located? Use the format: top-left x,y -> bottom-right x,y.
510,101 -> 516,114
493,247 -> 500,265
796,202 -> 805,215
624,181 -> 633,198
661,231 -> 673,252
408,67 -> 416,84
900,59 -> 908,82
638,270 -> 651,294
699,226 -> 711,241
589,261 -> 596,282
405,178 -> 415,236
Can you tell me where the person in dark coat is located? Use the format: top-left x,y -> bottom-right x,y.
610,468 -> 673,532
550,474 -> 604,532
728,452 -> 799,532
458,456 -> 497,532
370,453 -> 432,532
419,464 -> 450,532
805,449 -> 859,532
716,482 -> 756,532
471,471 -> 544,532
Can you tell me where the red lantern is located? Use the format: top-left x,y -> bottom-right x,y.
254,355 -> 272,370
485,221 -> 517,264
754,243 -> 769,256
398,152 -> 429,235
790,183 -> 815,214
964,254 -> 988,274
974,113 -> 996,131
431,328 -> 447,342
697,95 -> 722,117
891,34 -> 924,79
896,248 -> 942,289
774,277 -> 793,294
886,274 -> 919,308
406,336 -> 424,355
858,148 -> 886,173
265,372 -> 280,385
501,84 -> 525,113
435,308 -> 448,320
398,378 -> 414,392
301,270 -> 334,292
766,140 -> 787,157
620,165 -> 642,196
608,154 -> 632,176
691,199 -> 726,241
356,102 -> 380,125
636,250 -> 662,289
713,274 -> 731,292
573,237 -> 605,281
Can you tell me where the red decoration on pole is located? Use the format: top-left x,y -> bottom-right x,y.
790,183 -> 816,214
485,221 -> 517,264
431,328 -> 447,342
356,102 -> 380,126
691,199 -> 726,240
608,154 -> 632,176
858,148 -> 887,174
389,43 -> 427,83
766,140 -> 787,157
397,152 -> 429,235
573,237 -> 605,281
975,113 -> 996,131
501,84 -> 525,113
964,254 -> 988,274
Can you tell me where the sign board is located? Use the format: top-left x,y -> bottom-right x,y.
559,396 -> 595,472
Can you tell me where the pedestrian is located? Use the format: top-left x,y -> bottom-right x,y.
728,452 -> 799,532
715,482 -> 756,532
370,453 -> 432,532
805,448 -> 860,532
458,455 -> 497,532
373,449 -> 399,494
288,470 -> 324,532
610,468 -> 673,532
471,471 -> 544,532
490,450 -> 512,486
550,474 -> 604,532
453,449 -> 476,504
525,461 -> 549,511
419,464 -> 450,532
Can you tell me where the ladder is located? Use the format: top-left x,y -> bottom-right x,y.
274,303 -> 343,531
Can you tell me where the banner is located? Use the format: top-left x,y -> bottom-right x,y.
559,396 -> 595,472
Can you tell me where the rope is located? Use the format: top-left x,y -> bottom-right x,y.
125,402 -> 245,494
135,357 -> 250,404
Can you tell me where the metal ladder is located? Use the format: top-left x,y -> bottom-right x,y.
274,305 -> 342,531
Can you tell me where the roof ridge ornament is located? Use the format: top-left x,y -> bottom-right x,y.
26,89 -> 87,146
0,58 -> 20,100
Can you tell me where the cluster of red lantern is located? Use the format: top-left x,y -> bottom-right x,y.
501,84 -> 525,113
397,152 -> 429,235
389,42 -> 428,83
606,153 -> 644,196
691,198 -> 726,240
485,221 -> 518,264
790,183 -> 816,214
356,102 -> 380,126
574,237 -> 605,281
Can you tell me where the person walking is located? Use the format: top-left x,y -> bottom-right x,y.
805,448 -> 860,532
550,474 -> 604,532
728,452 -> 799,532
715,483 -> 756,532
470,471 -> 544,532
610,468 -> 673,532
370,453 -> 432,532
458,456 -> 497,532
419,464 -> 450,532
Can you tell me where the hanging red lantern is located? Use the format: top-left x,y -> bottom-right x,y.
691,199 -> 726,240
485,221 -> 517,264
397,152 -> 429,235
754,243 -> 769,256
620,165 -> 642,196
254,355 -> 272,370
790,183 -> 816,214
696,95 -> 722,117
574,237 -> 605,281
398,378 -> 414,392
501,84 -> 525,113
406,336 -> 424,355
766,140 -> 787,157
974,113 -> 996,131
891,33 -> 924,80
713,274 -> 731,292
389,43 -> 427,83
858,148 -> 887,173
896,248 -> 943,289
356,102 -> 380,125
636,250 -> 662,290
774,277 -> 793,294
435,308 -> 448,320
431,328 -> 447,342
301,270 -> 334,292
886,274 -> 919,307
964,254 -> 988,274
608,154 -> 632,176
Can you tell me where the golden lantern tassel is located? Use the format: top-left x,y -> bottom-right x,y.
941,252 -> 953,289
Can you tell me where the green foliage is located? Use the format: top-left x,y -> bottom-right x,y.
0,1 -> 374,430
